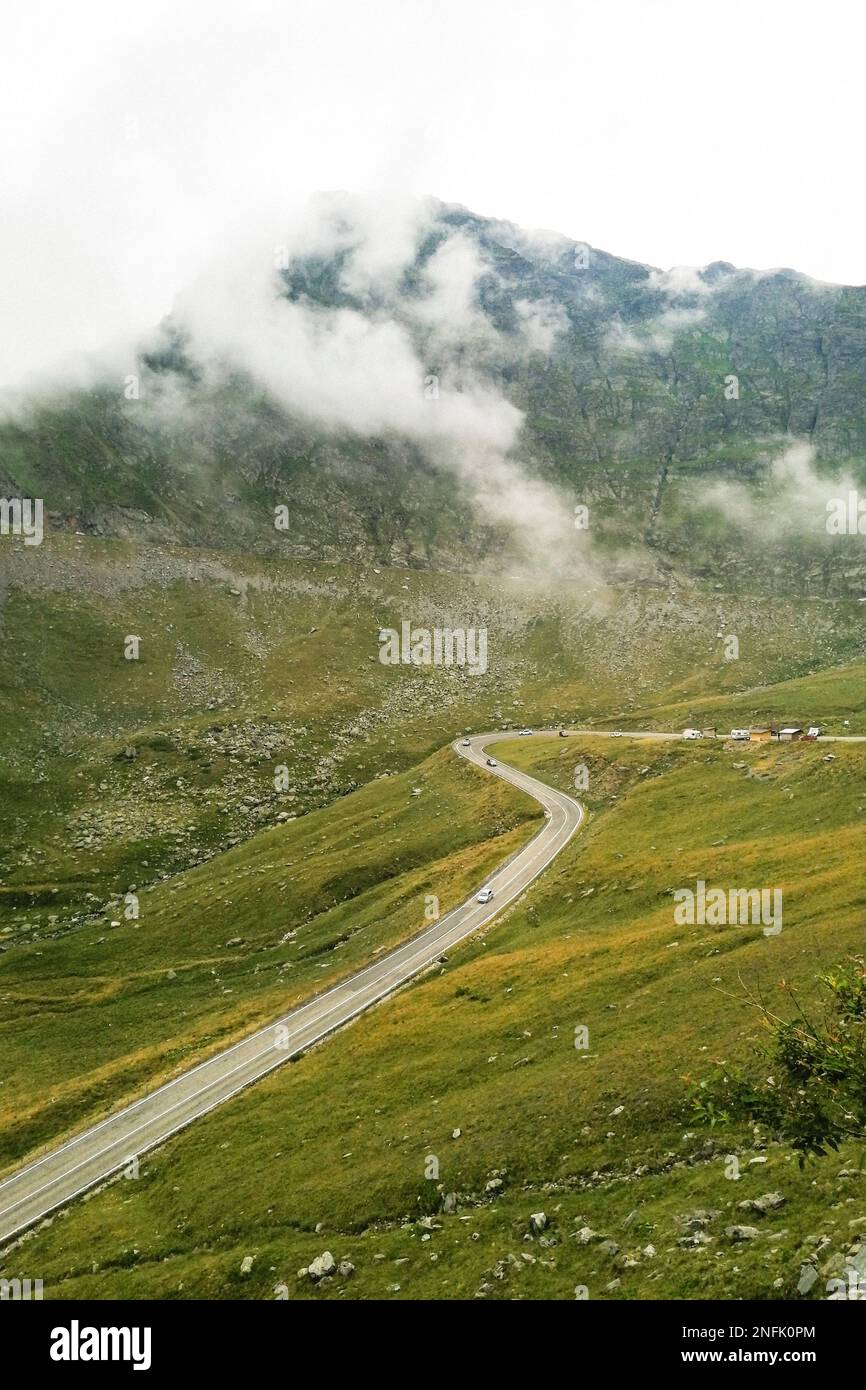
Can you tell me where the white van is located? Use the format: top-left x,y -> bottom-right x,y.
729,729 -> 750,741
683,728 -> 703,740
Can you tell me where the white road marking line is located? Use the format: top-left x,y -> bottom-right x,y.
0,731 -> 584,1241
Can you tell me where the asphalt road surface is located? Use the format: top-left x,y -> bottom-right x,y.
2,723 -> 859,1243
0,731 -> 583,1245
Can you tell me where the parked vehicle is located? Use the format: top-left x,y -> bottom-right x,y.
729,728 -> 750,741
683,728 -> 703,740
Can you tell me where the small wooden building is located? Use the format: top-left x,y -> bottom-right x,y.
749,726 -> 776,743
779,726 -> 804,742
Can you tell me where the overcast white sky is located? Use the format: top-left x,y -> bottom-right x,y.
1,0 -> 863,389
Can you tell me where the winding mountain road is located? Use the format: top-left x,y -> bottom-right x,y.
0,731 -> 583,1246
4,722 -> 860,1244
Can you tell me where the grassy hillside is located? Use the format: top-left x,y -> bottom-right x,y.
0,747 -> 540,1172
624,657 -> 866,736
5,709 -> 865,1301
3,537 -> 865,960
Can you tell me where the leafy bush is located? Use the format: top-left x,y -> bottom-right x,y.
688,957 -> 866,1164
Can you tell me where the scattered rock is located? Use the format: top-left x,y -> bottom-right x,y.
738,1192 -> 785,1215
678,1231 -> 712,1248
574,1226 -> 603,1245
307,1251 -> 336,1281
725,1225 -> 760,1242
679,1209 -> 720,1230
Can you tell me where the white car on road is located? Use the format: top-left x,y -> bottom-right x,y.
461,739 -> 471,746
476,887 -> 494,904
519,728 -> 533,736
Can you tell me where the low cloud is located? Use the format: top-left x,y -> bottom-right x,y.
514,297 -> 569,353
697,441 -> 858,538
1,187 -> 602,577
174,203 -> 519,458
604,304 -> 706,356
164,196 -> 588,571
601,264 -> 718,357
411,230 -> 495,345
647,265 -> 714,298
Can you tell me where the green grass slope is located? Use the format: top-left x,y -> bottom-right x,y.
0,747 -> 540,1172
3,537 -> 865,963
5,699 -> 865,1300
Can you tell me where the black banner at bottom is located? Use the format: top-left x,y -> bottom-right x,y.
0,1297 -> 857,1374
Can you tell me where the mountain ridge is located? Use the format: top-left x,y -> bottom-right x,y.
3,196 -> 866,593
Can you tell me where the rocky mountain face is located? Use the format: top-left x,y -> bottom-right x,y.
3,199 -> 866,593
